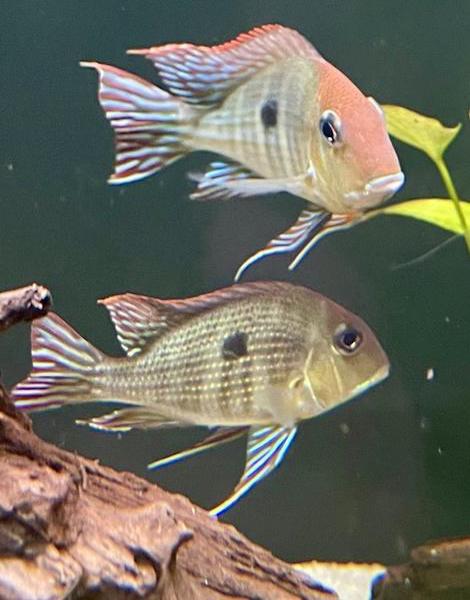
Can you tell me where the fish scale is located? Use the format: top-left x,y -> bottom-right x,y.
194,58 -> 315,180
89,294 -> 309,425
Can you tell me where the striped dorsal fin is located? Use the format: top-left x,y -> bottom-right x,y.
128,25 -> 322,107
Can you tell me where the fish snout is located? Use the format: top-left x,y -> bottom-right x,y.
373,360 -> 390,386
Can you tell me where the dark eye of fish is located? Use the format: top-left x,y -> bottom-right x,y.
222,331 -> 248,359
319,110 -> 342,146
334,324 -> 362,355
260,99 -> 278,128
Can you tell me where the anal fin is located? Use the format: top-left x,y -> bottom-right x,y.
210,425 -> 297,516
77,407 -> 180,432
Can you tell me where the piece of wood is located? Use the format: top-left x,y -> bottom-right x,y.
0,387 -> 332,599
0,283 -> 52,333
371,537 -> 470,599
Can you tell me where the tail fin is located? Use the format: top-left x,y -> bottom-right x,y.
12,313 -> 104,411
81,62 -> 194,184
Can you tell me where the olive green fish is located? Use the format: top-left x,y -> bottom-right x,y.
81,24 -> 404,279
12,282 -> 389,515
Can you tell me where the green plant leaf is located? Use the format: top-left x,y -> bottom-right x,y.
369,199 -> 470,234
382,105 -> 461,162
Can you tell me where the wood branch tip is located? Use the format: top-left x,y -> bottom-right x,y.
0,282 -> 52,333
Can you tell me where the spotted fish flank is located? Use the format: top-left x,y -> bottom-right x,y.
82,25 -> 404,275
260,99 -> 278,128
222,331 -> 248,359
12,281 -> 389,514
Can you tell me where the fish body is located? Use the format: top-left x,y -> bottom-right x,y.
82,25 -> 404,276
190,57 -> 317,199
13,282 -> 389,514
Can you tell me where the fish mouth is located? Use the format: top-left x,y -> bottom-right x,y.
345,171 -> 405,209
373,361 -> 391,385
348,360 -> 390,402
365,172 -> 405,199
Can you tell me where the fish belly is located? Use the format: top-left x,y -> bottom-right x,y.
192,59 -> 317,181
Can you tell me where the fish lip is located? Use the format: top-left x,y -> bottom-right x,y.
345,171 -> 405,209
374,361 -> 391,384
348,360 -> 390,401
365,172 -> 405,198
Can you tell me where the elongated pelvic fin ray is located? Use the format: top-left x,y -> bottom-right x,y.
288,212 -> 360,271
148,426 -> 248,469
234,210 -> 331,282
210,425 -> 297,516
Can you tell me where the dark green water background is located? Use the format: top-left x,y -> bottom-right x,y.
1,0 -> 469,565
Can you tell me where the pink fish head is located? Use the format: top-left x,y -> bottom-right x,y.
312,60 -> 404,213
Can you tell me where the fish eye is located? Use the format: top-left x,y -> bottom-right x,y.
319,110 -> 342,146
334,324 -> 363,355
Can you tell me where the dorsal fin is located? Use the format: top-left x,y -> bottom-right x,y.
100,282 -> 295,356
128,25 -> 322,107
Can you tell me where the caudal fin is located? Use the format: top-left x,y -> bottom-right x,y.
81,62 -> 194,184
12,313 -> 104,411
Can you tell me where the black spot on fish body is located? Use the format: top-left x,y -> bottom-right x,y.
261,99 -> 278,128
222,331 -> 248,359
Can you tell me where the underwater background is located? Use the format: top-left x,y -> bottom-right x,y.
1,0 -> 469,565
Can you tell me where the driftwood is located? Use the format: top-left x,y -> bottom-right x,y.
0,284 -> 51,333
371,537 -> 470,599
0,284 -> 332,599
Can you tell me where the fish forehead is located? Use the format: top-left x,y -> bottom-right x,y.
316,60 -> 400,179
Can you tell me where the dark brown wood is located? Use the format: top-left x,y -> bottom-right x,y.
0,283 -> 52,332
372,538 -> 470,599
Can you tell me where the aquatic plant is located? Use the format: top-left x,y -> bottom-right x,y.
368,105 -> 470,248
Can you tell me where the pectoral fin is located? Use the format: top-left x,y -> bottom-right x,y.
234,210 -> 331,281
189,161 -> 289,201
210,424 -> 297,516
147,426 -> 248,469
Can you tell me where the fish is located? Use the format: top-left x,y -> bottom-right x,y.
81,24 -> 404,279
12,281 -> 389,515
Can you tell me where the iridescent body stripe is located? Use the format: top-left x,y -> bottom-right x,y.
193,57 -> 317,180
93,287 -> 311,425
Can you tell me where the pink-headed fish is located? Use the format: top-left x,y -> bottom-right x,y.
82,25 -> 404,279
12,281 -> 389,515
